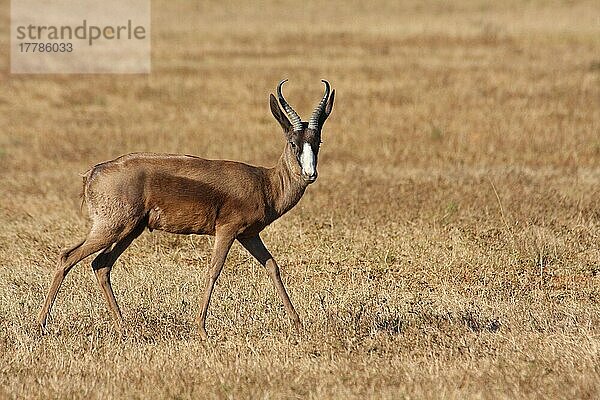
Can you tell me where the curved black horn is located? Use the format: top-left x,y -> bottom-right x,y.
277,79 -> 303,132
308,80 -> 331,130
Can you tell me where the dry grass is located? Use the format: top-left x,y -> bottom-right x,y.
1,0 -> 600,398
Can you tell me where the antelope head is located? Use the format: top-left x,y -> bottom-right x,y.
270,79 -> 335,183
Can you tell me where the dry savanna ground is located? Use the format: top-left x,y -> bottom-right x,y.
1,0 -> 600,398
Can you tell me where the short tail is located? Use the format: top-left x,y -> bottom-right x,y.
79,168 -> 93,213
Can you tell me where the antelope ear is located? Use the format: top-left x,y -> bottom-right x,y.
270,94 -> 292,133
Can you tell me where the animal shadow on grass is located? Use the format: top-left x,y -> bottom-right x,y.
322,301 -> 501,342
124,307 -> 196,342
417,310 -> 501,334
374,316 -> 404,335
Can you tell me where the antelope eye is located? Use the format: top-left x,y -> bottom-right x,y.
289,141 -> 297,149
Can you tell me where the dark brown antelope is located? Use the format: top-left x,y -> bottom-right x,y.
38,80 -> 335,339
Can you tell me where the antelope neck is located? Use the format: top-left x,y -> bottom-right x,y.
268,146 -> 309,217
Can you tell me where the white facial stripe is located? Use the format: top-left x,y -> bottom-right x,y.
300,142 -> 316,176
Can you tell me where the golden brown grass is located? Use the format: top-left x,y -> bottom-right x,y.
1,0 -> 600,398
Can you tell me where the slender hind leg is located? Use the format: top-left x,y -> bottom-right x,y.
91,222 -> 145,330
38,228 -> 122,330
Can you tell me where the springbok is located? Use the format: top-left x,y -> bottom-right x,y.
38,79 -> 335,339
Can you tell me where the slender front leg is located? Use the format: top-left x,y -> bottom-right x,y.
238,235 -> 302,334
197,229 -> 236,340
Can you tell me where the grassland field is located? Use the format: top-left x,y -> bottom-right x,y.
1,0 -> 600,398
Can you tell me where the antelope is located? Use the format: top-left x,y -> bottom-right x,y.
38,80 -> 335,339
